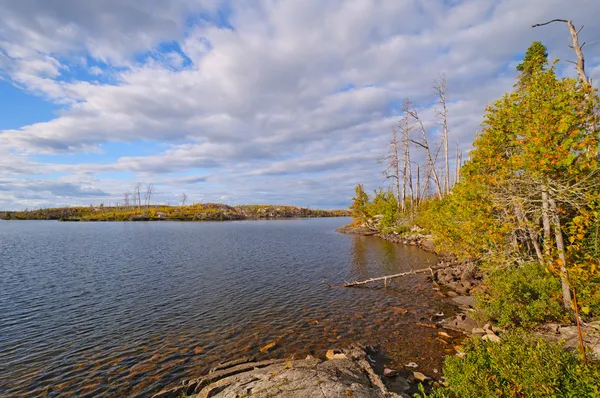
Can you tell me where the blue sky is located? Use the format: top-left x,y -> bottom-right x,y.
1,0 -> 600,210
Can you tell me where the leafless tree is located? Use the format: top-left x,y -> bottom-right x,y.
434,75 -> 450,194
134,183 -> 142,209
380,126 -> 403,212
407,106 -> 443,199
144,184 -> 155,208
402,100 -> 414,210
181,192 -> 188,207
123,192 -> 130,207
533,19 -> 590,87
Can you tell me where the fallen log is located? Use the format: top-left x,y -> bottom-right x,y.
329,267 -> 433,288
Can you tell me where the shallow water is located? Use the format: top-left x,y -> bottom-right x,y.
0,218 -> 457,397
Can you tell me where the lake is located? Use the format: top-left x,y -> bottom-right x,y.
0,218 -> 455,397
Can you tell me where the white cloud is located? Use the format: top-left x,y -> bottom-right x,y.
1,0 -> 599,209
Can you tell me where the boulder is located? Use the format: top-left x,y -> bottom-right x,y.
413,372 -> 430,383
326,349 -> 347,360
481,333 -> 501,343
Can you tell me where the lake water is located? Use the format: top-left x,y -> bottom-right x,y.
0,218 -> 456,397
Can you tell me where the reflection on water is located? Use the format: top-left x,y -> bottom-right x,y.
0,218 -> 456,397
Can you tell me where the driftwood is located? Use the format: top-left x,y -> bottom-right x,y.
329,267 -> 433,288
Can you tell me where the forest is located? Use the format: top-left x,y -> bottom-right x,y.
1,203 -> 349,221
350,21 -> 600,397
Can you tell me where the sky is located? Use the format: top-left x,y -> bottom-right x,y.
1,0 -> 600,210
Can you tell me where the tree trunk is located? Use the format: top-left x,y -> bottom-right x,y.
416,164 -> 421,206
549,197 -> 573,311
541,184 -> 552,256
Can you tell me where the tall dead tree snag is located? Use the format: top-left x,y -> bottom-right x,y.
533,19 -> 590,87
402,100 -> 414,212
434,75 -> 450,194
381,127 -> 403,212
145,184 -> 155,208
181,192 -> 188,207
408,106 -> 443,199
134,183 -> 142,209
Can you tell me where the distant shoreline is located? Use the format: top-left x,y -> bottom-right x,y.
0,203 -> 350,222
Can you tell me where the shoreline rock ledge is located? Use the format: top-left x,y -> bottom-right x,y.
152,345 -> 408,398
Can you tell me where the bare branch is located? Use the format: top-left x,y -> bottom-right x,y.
532,19 -> 568,28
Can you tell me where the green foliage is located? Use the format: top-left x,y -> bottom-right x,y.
516,41 -> 548,76
0,204 -> 349,222
348,185 -> 402,231
419,333 -> 600,398
368,189 -> 398,229
350,184 -> 370,222
566,197 -> 600,317
476,263 -> 565,328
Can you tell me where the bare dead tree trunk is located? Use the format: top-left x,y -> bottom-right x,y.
435,75 -> 450,194
455,140 -> 459,187
380,127 -> 403,212
408,107 -> 443,198
541,184 -> 552,255
514,204 -> 544,264
548,196 -> 573,311
402,100 -> 414,213
416,164 -> 421,206
533,19 -> 589,87
423,164 -> 432,200
145,184 -> 155,208
134,183 -> 142,209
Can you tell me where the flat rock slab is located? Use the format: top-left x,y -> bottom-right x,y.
153,347 -> 406,398
451,295 -> 475,309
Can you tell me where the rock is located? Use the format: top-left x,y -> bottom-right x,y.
413,372 -> 430,383
153,347 -> 391,398
391,307 -> 409,315
259,341 -> 277,353
446,291 -> 459,297
441,313 -> 478,333
481,333 -> 501,343
383,367 -> 399,377
452,295 -> 475,308
471,328 -> 486,335
405,362 -> 419,368
326,349 -> 347,360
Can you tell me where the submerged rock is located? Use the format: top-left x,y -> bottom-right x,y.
153,346 -> 407,398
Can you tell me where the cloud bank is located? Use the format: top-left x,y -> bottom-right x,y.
1,0 -> 599,209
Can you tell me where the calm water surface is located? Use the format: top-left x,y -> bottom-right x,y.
0,218 -> 456,397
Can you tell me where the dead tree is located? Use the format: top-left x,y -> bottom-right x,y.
402,100 -> 414,211
533,19 -> 590,87
145,184 -> 155,208
408,106 -> 443,198
380,127 -> 403,212
134,183 -> 142,209
123,192 -> 130,207
434,75 -> 450,194
181,192 -> 188,207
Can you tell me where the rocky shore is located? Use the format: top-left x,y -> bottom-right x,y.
338,223 -> 600,361
152,346 -> 411,398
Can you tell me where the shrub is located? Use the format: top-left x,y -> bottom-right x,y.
476,263 -> 565,328
419,333 -> 600,398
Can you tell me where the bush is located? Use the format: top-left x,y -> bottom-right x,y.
419,333 -> 600,398
476,263 -> 565,328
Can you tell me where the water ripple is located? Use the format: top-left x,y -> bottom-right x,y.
0,218 -> 454,397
